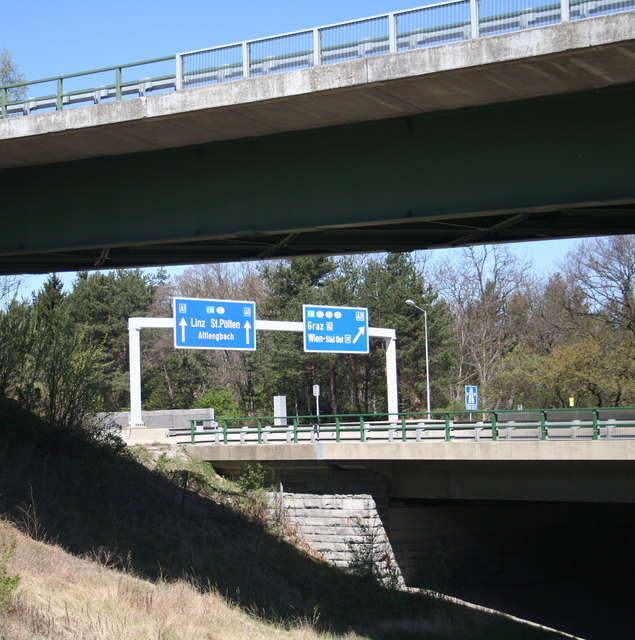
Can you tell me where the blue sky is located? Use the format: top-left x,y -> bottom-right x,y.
4,0 -> 583,297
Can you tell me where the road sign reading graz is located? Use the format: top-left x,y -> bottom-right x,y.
173,297 -> 256,350
303,304 -> 369,354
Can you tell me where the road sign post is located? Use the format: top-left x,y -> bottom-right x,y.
303,304 -> 369,354
173,297 -> 256,350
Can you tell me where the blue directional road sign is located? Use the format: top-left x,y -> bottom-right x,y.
174,297 -> 256,351
303,304 -> 369,354
465,385 -> 478,411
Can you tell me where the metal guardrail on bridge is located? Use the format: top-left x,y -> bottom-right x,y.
2,0 -> 634,118
178,407 -> 635,445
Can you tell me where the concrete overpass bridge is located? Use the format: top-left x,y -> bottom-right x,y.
1,5 -> 634,274
184,407 -> 635,503
185,413 -> 635,638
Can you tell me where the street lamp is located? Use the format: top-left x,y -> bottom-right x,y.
405,299 -> 431,418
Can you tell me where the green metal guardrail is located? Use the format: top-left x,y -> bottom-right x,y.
1,55 -> 175,118
186,407 -> 635,445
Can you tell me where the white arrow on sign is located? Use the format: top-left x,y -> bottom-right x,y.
244,320 -> 252,345
179,317 -> 187,342
352,326 -> 365,344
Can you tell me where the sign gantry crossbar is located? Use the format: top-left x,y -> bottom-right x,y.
127,317 -> 398,427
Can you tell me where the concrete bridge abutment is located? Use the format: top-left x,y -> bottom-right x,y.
205,448 -> 635,638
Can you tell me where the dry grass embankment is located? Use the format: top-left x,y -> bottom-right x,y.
0,398 -> 567,639
0,519 -> 350,640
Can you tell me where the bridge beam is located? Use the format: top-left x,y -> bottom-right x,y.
188,439 -> 635,503
2,83 -> 635,274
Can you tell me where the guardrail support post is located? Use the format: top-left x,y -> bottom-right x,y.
336,416 -> 341,442
190,420 -> 196,445
470,0 -> 480,38
175,54 -> 183,90
0,87 -> 5,118
388,13 -> 397,54
242,42 -> 251,79
445,413 -> 451,441
540,411 -> 547,441
293,417 -> 298,443
223,420 -> 228,444
360,416 -> 366,442
313,29 -> 321,66
257,418 -> 262,444
56,78 -> 63,111
116,67 -> 122,101
593,410 -> 599,440
401,415 -> 407,442
491,413 -> 497,441
561,0 -> 570,22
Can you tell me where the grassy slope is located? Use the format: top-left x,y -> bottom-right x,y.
0,399 -> 566,639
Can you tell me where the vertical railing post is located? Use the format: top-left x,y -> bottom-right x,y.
360,416 -> 366,442
257,418 -> 262,444
593,410 -> 599,440
293,417 -> 298,443
116,67 -> 122,100
470,0 -> 480,38
1,86 -> 6,118
388,13 -> 397,54
491,412 -> 498,441
223,420 -> 228,444
401,414 -> 407,442
242,42 -> 251,79
336,416 -> 341,442
445,413 -> 451,441
190,420 -> 196,445
313,28 -> 321,67
175,53 -> 184,90
540,411 -> 547,441
561,0 -> 570,22
56,78 -> 63,111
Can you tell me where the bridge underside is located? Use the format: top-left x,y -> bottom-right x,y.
2,83 -> 634,274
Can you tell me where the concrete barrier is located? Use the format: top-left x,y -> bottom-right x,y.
101,408 -> 214,445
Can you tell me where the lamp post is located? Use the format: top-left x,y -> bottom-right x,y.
406,299 -> 431,419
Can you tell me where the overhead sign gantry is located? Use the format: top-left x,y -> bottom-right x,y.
128,298 -> 398,426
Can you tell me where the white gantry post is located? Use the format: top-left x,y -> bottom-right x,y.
128,319 -> 143,426
385,332 -> 399,419
128,317 -> 174,427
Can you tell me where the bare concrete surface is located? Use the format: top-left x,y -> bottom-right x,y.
1,12 -> 634,169
187,439 -> 635,463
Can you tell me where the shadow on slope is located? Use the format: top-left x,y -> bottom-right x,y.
0,399 -> 558,639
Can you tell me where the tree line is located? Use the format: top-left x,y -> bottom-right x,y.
0,236 -> 633,430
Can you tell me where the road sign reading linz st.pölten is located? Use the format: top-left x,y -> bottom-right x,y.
465,385 -> 478,411
303,304 -> 369,354
174,297 -> 256,350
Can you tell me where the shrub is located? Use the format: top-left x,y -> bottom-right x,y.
0,542 -> 20,612
236,464 -> 266,492
193,387 -> 241,419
